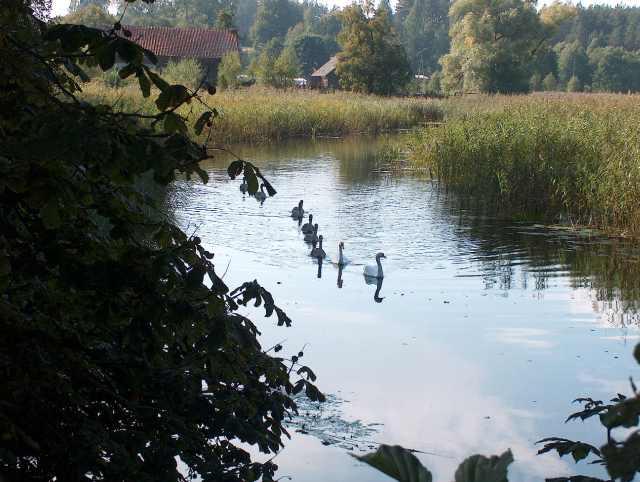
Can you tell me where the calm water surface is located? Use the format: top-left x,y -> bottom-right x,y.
172,136 -> 640,482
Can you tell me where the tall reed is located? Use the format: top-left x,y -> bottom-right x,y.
410,95 -> 640,236
80,83 -> 442,144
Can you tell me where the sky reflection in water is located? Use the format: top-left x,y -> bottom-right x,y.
172,136 -> 640,482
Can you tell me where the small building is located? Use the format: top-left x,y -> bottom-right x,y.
122,25 -> 240,84
310,56 -> 339,89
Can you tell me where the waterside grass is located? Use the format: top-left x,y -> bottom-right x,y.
409,94 -> 640,237
80,83 -> 442,144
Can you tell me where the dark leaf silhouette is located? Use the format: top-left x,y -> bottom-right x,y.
355,444 -> 433,482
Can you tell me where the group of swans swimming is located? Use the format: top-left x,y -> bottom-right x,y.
291,200 -> 386,280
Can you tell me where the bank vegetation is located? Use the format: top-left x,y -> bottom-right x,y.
410,93 -> 640,237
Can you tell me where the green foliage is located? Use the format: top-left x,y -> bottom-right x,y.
538,343 -> 640,482
589,47 -> 640,93
250,37 -> 283,86
355,444 -> 513,482
441,0 -> 547,94
162,58 -> 205,89
250,0 -> 303,47
119,0 -> 233,28
273,46 -> 301,87
567,75 -> 582,92
218,51 -> 243,90
409,96 -> 640,236
529,72 -> 542,91
69,0 -> 109,13
401,0 -> 449,75
337,3 -> 411,95
557,41 -> 590,87
287,33 -> 339,76
0,2 -> 322,481
543,72 -> 558,91
216,8 -> 234,29
62,3 -> 116,27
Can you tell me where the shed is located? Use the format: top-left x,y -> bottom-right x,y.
310,56 -> 339,89
122,25 -> 240,84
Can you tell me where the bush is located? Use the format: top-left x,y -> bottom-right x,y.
542,72 -> 558,91
162,58 -> 205,89
566,75 -> 582,92
218,51 -> 242,90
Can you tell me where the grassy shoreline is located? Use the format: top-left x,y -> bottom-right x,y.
409,94 -> 640,237
80,83 -> 442,144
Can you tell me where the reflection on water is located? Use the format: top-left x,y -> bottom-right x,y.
172,135 -> 640,482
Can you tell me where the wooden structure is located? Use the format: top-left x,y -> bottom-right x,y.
310,56 -> 339,89
122,25 -> 240,84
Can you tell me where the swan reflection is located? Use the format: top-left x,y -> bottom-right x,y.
364,274 -> 384,303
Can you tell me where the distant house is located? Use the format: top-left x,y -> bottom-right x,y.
310,56 -> 339,89
122,25 -> 240,84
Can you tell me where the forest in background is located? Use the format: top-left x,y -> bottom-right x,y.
63,0 -> 640,95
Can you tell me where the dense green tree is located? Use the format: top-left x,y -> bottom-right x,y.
551,4 -> 640,52
530,44 -> 558,80
402,0 -> 449,74
301,0 -> 330,33
234,0 -> 258,40
542,72 -> 558,91
251,37 -> 284,84
69,0 -> 108,13
529,72 -> 541,91
566,74 -> 581,92
250,0 -> 303,47
441,0 -> 545,94
216,9 -> 235,29
287,33 -> 339,75
377,0 -> 394,20
62,3 -> 116,26
312,9 -> 342,37
589,47 -> 640,93
1,2 -> 322,482
336,2 -> 411,95
218,51 -> 243,89
394,0 -> 413,32
273,46 -> 301,86
556,40 -> 590,87
119,0 -> 236,28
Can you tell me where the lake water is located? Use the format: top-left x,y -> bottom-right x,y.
172,136 -> 640,482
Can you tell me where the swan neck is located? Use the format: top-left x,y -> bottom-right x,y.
376,257 -> 383,276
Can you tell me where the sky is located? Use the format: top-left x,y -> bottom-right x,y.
50,0 -> 640,18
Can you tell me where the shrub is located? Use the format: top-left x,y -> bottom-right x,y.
542,72 -> 558,91
218,51 -> 242,90
566,75 -> 582,92
162,58 -> 205,89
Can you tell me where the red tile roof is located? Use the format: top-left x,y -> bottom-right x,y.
122,26 -> 240,60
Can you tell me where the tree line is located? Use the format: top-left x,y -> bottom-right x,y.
65,0 -> 640,95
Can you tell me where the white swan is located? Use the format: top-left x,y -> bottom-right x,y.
337,241 -> 350,266
291,200 -> 304,218
303,224 -> 318,243
254,183 -> 267,202
363,252 -> 385,279
301,214 -> 314,233
239,178 -> 248,194
311,235 -> 326,259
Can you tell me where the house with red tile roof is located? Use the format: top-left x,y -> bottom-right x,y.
123,25 -> 240,84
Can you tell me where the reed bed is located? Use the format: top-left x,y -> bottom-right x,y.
80,83 -> 442,144
410,94 -> 640,237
